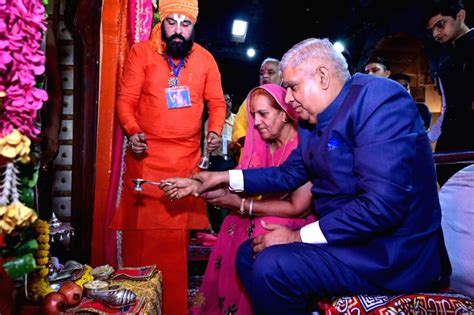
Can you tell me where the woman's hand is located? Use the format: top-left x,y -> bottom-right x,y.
159,177 -> 200,201
201,188 -> 241,209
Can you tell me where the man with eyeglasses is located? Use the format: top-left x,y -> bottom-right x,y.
426,0 -> 474,185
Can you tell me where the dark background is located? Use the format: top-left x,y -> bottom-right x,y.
193,0 -> 474,105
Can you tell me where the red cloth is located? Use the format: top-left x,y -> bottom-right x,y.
70,297 -> 146,314
102,122 -> 123,267
121,229 -> 189,315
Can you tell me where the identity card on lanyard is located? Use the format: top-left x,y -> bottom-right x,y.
165,55 -> 192,109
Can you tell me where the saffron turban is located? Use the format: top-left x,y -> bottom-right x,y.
151,0 -> 199,54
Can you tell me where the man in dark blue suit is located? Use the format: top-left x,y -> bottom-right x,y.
192,38 -> 450,315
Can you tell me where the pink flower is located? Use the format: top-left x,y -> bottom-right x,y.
0,0 -> 47,138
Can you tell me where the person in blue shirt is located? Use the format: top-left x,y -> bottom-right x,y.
163,38 -> 450,315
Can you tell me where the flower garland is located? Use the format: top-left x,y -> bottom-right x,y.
0,162 -> 37,234
28,219 -> 53,301
0,0 -> 47,234
0,0 -> 47,235
0,129 -> 31,164
0,0 -> 48,139
0,0 -> 47,282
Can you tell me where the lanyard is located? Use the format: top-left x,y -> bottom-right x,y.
167,55 -> 185,88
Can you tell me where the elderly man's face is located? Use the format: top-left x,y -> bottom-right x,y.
364,62 -> 391,77
282,64 -> 328,124
162,13 -> 195,58
259,62 -> 281,85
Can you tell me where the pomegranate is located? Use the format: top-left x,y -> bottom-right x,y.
59,281 -> 83,307
42,292 -> 67,315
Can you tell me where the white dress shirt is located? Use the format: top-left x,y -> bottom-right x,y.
228,170 -> 327,244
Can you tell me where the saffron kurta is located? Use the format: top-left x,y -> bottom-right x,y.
111,40 -> 226,230
110,40 -> 225,315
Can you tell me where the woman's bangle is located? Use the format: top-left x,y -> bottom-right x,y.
248,199 -> 254,217
239,198 -> 246,215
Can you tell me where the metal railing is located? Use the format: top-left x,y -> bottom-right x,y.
433,151 -> 474,165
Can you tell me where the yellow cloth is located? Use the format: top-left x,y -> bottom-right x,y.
111,272 -> 162,315
231,99 -> 248,144
151,0 -> 199,54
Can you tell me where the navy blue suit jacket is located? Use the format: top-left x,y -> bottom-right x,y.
243,74 -> 449,292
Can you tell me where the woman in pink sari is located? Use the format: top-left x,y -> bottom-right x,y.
162,84 -> 315,314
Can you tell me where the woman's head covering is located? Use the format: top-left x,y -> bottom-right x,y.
238,84 -> 299,170
151,0 -> 199,54
248,84 -> 298,121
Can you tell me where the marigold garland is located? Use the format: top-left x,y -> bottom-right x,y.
28,219 -> 52,300
29,272 -> 53,301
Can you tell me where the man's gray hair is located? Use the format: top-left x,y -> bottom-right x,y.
260,57 -> 280,69
280,38 -> 350,83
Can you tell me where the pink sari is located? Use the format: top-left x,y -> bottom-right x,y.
190,84 -> 316,315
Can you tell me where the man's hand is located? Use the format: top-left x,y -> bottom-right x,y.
201,188 -> 241,209
191,171 -> 229,195
252,221 -> 302,253
206,132 -> 220,153
158,177 -> 200,201
129,132 -> 147,156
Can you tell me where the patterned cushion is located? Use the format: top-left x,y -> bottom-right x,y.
318,292 -> 474,314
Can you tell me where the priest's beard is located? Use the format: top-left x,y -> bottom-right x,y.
162,28 -> 195,59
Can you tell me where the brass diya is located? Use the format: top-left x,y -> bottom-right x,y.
90,264 -> 114,280
83,280 -> 110,296
132,178 -> 172,192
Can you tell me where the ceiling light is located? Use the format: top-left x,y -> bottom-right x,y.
333,41 -> 345,53
232,20 -> 248,42
247,48 -> 256,58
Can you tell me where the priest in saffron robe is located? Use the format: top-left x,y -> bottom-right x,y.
110,0 -> 226,313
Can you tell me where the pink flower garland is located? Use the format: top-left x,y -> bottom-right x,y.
0,0 -> 48,138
